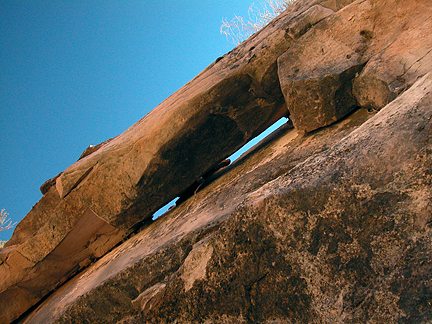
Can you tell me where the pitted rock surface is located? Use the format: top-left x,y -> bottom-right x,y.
20,74 -> 432,324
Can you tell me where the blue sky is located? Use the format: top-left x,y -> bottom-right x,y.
0,1 -> 284,241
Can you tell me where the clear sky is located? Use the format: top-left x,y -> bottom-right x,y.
0,1 -> 283,241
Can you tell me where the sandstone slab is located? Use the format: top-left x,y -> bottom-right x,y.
2,0 -> 431,322
278,0 -> 432,132
353,2 -> 432,109
0,1 -> 350,322
19,73 -> 432,323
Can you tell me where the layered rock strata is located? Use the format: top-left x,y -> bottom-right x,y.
1,0 -> 432,322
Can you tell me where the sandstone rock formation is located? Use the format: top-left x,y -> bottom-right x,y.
19,73 -> 432,324
278,0 -> 432,131
1,0 -> 432,323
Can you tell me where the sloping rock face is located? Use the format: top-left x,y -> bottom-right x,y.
20,74 -> 432,323
0,0 -> 341,322
1,0 -> 432,323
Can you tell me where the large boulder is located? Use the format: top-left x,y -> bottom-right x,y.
278,0 -> 432,132
352,1 -> 432,110
20,73 -> 432,323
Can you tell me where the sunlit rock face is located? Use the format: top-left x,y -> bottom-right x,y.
2,0 -> 432,323
20,73 -> 432,324
278,0 -> 432,132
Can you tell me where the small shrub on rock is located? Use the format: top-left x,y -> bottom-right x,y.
221,0 -> 295,45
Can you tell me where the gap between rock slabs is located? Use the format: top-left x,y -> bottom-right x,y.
151,117 -> 290,221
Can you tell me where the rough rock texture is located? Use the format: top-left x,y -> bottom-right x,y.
1,0 -> 432,323
278,0 -> 432,132
1,1 -> 332,321
20,74 -> 432,323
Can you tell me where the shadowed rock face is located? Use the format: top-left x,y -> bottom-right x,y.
2,0 -> 432,323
